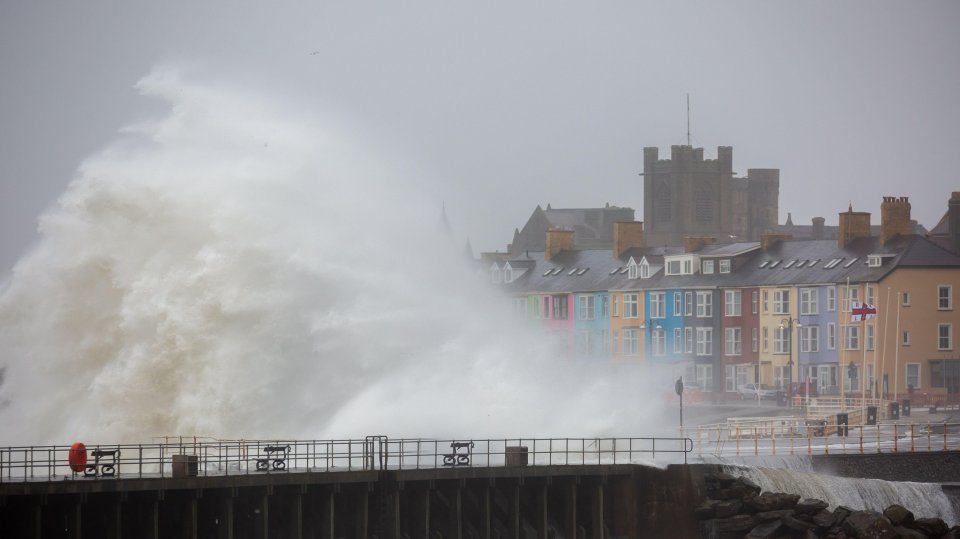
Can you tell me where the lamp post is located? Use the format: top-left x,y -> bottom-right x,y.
780,318 -> 802,407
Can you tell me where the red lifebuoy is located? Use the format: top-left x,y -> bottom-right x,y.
68,442 -> 87,473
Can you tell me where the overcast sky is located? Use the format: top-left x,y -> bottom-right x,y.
2,1 -> 958,274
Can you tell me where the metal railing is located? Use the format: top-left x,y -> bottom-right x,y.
0,436 -> 693,484
683,420 -> 960,457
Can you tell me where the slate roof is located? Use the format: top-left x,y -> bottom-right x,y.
495,234 -> 960,295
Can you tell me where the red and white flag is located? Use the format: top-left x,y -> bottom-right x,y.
850,302 -> 878,322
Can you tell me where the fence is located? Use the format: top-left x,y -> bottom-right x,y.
0,436 -> 693,484
683,420 -> 960,457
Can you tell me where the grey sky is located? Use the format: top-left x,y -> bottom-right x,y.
2,1 -> 958,274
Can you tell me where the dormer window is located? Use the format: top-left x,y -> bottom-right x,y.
665,255 -> 698,276
628,264 -> 638,279
719,259 -> 731,274
867,254 -> 894,267
503,263 -> 514,283
640,261 -> 650,279
702,260 -> 715,274
490,263 -> 502,284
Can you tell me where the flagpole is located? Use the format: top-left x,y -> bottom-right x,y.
894,293 -> 902,403
881,287 -> 891,400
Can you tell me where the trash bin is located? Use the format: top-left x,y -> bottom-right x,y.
777,391 -> 788,407
836,413 -> 849,437
505,446 -> 528,466
902,399 -> 911,417
867,406 -> 878,425
890,401 -> 900,420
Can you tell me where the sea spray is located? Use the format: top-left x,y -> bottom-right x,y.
724,464 -> 959,526
0,66 -> 673,446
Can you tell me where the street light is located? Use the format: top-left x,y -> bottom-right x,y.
780,318 -> 802,406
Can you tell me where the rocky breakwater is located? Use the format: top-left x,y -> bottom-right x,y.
696,472 -> 960,538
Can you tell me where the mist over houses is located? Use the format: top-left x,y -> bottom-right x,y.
483,145 -> 960,403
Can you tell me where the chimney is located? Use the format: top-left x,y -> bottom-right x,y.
761,233 -> 792,251
880,196 -> 912,245
838,205 -> 871,249
949,192 -> 960,254
613,221 -> 644,257
811,217 -> 825,240
684,235 -> 716,253
480,252 -> 510,264
545,228 -> 575,262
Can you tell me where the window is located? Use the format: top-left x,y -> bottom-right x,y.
696,364 -> 713,392
866,286 -> 875,307
725,365 -> 736,392
613,295 -> 619,317
844,325 -> 860,350
578,295 -> 595,320
827,323 -> 836,350
827,287 -> 836,311
674,328 -> 682,353
725,290 -> 742,317
650,292 -> 666,318
751,290 -> 759,314
773,290 -> 790,315
623,328 -> 639,355
674,292 -> 682,317
939,286 -> 953,310
725,327 -> 742,356
640,263 -> 650,279
601,329 -> 610,354
628,262 -> 638,279
868,255 -> 882,267
685,292 -> 693,316
842,286 -> 860,312
866,324 -> 875,351
542,296 -> 551,319
800,288 -> 818,315
667,260 -> 682,275
491,265 -> 502,283
774,366 -> 790,389
774,326 -> 790,354
623,293 -> 638,318
800,326 -> 819,353
652,328 -> 666,356
696,291 -> 713,317
720,259 -> 731,274
684,259 -> 693,274
513,298 -> 526,317
939,323 -> 953,350
684,327 -> 694,354
552,294 -> 568,320
903,330 -> 911,346
696,327 -> 713,356
751,327 -> 758,352
762,326 -> 769,352
702,260 -> 715,274
906,363 -> 921,389
902,291 -> 910,306
762,290 -> 769,313
578,330 -> 592,356
532,297 -> 541,318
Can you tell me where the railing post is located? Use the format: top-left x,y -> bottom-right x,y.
893,424 -> 898,453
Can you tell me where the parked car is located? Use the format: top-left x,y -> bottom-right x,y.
738,383 -> 778,400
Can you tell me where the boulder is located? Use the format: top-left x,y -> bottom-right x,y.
782,513 -> 818,532
705,471 -> 739,489
746,492 -> 800,512
811,509 -> 837,529
941,526 -> 960,539
840,511 -> 897,539
716,514 -> 760,532
891,526 -> 926,539
795,498 -> 829,515
714,499 -> 743,518
745,519 -> 784,539
913,517 -> 949,537
754,509 -> 793,522
882,504 -> 914,527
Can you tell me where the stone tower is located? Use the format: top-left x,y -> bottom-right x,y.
642,145 -> 778,246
